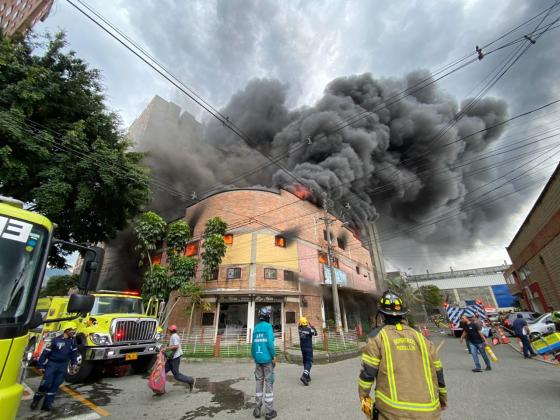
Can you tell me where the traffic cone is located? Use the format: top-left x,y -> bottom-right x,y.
496,326 -> 510,344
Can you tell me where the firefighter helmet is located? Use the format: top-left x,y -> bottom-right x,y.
60,321 -> 78,332
258,306 -> 271,322
299,316 -> 308,326
377,291 -> 408,316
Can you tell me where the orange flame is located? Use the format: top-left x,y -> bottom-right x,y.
290,183 -> 313,200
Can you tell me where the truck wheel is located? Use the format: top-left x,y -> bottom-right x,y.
130,355 -> 157,374
65,347 -> 93,383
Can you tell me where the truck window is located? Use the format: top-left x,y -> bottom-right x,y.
90,296 -> 144,315
0,219 -> 48,326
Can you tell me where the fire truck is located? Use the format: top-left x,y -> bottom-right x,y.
1,196 -> 106,419
27,292 -> 164,382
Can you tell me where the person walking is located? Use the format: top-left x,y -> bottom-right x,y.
358,291 -> 447,419
512,314 -> 537,359
460,315 -> 492,372
31,322 -> 79,411
459,315 -> 471,354
297,316 -> 317,386
251,307 -> 277,419
161,325 -> 194,390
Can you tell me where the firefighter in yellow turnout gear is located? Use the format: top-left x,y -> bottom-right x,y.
358,291 -> 447,419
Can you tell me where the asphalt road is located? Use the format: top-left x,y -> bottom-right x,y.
17,334 -> 560,420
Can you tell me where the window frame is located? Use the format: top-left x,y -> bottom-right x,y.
264,267 -> 278,280
184,240 -> 200,257
285,311 -> 296,324
284,270 -> 296,281
226,267 -> 241,280
274,235 -> 286,248
201,312 -> 215,326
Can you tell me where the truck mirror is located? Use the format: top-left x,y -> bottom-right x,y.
67,294 -> 94,313
29,312 -> 44,329
77,246 -> 105,293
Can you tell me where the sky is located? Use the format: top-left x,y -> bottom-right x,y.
35,0 -> 560,274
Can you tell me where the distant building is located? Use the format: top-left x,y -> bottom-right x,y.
409,265 -> 516,310
505,164 -> 560,312
0,0 -> 54,36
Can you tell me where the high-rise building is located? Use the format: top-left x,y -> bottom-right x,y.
0,0 -> 54,36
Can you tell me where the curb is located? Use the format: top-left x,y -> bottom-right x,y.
184,350 -> 361,364
506,340 -> 559,366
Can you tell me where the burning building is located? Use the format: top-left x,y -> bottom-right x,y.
163,187 -> 381,341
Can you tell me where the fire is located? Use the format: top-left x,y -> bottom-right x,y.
290,183 -> 313,200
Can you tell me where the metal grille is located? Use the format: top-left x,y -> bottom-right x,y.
112,319 -> 157,343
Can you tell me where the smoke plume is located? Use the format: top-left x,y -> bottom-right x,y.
101,70 -> 509,288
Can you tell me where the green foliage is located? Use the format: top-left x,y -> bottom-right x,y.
419,285 -> 444,309
384,274 -> 422,326
203,217 -> 227,237
133,211 -> 166,268
40,274 -> 78,297
180,281 -> 211,313
168,256 -> 198,290
141,265 -> 168,300
0,33 -> 150,266
166,220 -> 192,259
202,233 -> 227,281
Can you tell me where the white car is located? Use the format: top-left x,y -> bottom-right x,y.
528,313 -> 556,340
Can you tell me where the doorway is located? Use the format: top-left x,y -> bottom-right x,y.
218,303 -> 248,335
255,302 -> 282,333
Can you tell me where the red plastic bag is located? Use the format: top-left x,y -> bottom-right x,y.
148,352 -> 166,395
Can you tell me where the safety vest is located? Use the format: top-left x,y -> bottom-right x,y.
359,324 -> 443,419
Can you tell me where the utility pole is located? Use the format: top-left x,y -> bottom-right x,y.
321,192 -> 343,332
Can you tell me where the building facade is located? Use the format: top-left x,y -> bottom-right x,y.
0,0 -> 53,36
409,265 -> 516,310
164,188 -> 381,341
505,164 -> 560,312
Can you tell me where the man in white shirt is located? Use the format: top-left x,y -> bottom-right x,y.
161,325 -> 194,390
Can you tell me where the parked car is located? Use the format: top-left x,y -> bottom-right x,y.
502,311 -> 540,335
527,313 -> 556,340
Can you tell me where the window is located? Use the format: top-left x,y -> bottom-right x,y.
286,311 -> 296,324
227,267 -> 241,279
323,230 -> 328,241
152,254 -> 162,266
224,234 -> 233,245
356,266 -> 360,275
318,251 -> 328,264
337,237 -> 345,250
274,235 -> 286,247
209,268 -> 219,281
185,241 -> 199,257
201,312 -> 215,326
264,268 -> 277,279
284,270 -> 296,281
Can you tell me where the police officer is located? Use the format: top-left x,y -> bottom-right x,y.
31,321 -> 78,411
298,316 -> 317,386
251,307 -> 277,420
358,291 -> 447,419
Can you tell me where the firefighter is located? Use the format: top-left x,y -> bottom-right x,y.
298,316 -> 317,386
358,291 -> 447,420
31,321 -> 78,411
251,307 -> 277,419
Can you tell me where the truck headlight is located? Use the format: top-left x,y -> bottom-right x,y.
89,333 -> 112,345
154,332 -> 162,341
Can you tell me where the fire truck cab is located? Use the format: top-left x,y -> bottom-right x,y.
28,291 -> 164,382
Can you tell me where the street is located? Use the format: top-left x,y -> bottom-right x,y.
17,335 -> 560,420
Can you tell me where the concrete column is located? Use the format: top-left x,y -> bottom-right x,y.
281,300 -> 286,342
249,233 -> 258,289
214,300 -> 221,343
367,221 -> 386,293
247,300 -> 255,343
453,289 -> 460,305
341,297 -> 349,332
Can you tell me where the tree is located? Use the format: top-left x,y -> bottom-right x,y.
0,32 -> 150,266
133,212 -> 197,300
40,274 -> 78,297
419,285 -> 444,310
133,211 -> 166,269
384,274 -> 423,326
201,217 -> 227,280
180,281 -> 211,334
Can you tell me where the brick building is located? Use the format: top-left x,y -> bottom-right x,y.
164,188 -> 382,341
0,0 -> 53,36
505,164 -> 560,312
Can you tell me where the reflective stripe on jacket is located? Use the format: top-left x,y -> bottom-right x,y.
358,324 -> 446,419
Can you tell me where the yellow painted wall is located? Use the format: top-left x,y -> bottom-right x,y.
255,234 -> 299,270
221,233 -> 252,265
